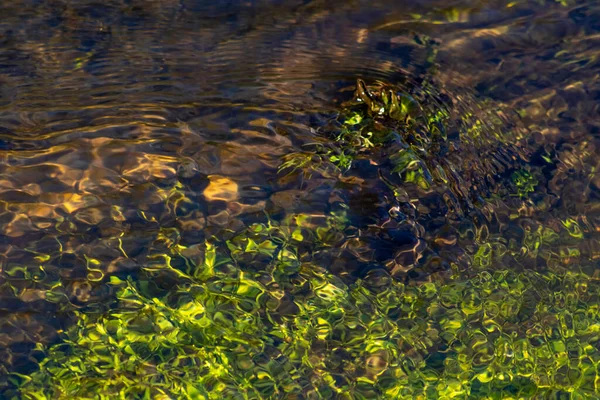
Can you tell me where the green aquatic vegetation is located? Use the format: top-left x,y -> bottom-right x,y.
508,0 -> 572,6
281,79 -> 533,212
390,149 -> 433,190
328,151 -> 354,172
2,1 -> 599,399
14,208 -> 600,399
510,169 -> 538,198
278,150 -> 335,178
279,110 -> 387,174
4,79 -> 580,400
328,122 -> 382,171
343,112 -> 363,127
16,267 -> 600,398
279,83 -> 418,174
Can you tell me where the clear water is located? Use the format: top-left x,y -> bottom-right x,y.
0,0 -> 599,398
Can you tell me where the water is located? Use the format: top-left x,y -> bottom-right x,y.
0,0 -> 599,398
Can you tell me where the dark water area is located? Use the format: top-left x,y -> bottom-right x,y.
0,0 -> 599,398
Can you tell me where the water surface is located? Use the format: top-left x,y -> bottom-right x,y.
0,0 -> 599,398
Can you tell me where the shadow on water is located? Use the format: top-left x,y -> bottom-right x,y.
0,0 -> 599,398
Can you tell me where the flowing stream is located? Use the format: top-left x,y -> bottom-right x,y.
0,0 -> 599,398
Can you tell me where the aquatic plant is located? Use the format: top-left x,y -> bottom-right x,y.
280,78 -> 531,215
4,69 -> 593,399
1,0 -> 598,399
11,206 -> 599,399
